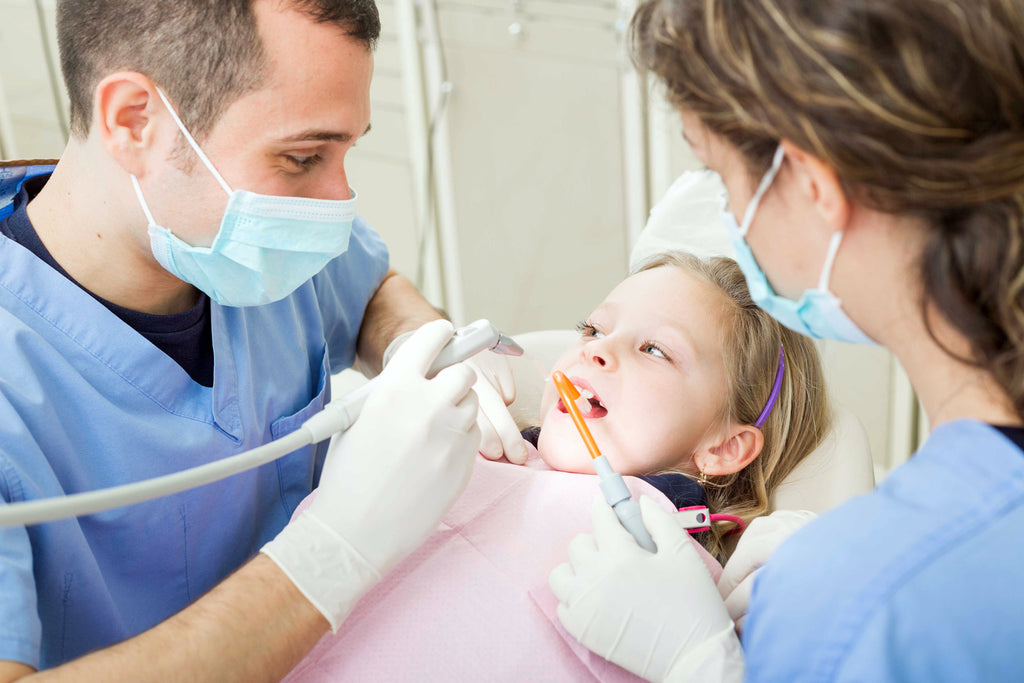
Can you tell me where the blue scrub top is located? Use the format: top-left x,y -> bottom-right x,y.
743,420 -> 1024,682
0,164 -> 390,669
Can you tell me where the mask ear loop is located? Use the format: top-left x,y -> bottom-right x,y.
129,174 -> 157,226
153,87 -> 233,198
818,230 -> 845,291
738,145 -> 786,237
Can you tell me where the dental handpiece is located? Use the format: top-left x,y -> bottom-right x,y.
302,319 -> 524,441
550,371 -> 657,553
0,319 -> 523,528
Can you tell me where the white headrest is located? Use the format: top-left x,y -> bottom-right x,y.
629,170 -> 734,269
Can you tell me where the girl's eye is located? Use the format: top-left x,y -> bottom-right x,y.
640,341 -> 669,360
576,320 -> 604,339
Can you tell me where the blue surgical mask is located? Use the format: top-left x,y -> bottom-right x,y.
722,146 -> 876,345
131,87 -> 356,307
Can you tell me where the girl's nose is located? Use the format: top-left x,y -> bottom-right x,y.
583,338 -> 618,371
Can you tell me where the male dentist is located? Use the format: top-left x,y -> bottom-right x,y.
0,0 -> 522,679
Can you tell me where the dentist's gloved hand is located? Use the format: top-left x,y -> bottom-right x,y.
550,497 -> 744,683
383,324 -> 528,465
462,348 -> 528,464
262,319 -> 480,631
717,509 -> 816,634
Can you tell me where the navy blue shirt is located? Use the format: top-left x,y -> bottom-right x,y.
0,174 -> 214,386
994,425 -> 1024,450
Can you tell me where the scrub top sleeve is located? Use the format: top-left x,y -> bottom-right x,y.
313,215 -> 390,373
0,461 -> 42,669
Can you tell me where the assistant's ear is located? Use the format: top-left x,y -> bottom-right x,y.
780,140 -> 852,233
92,72 -> 167,176
695,421 -> 764,477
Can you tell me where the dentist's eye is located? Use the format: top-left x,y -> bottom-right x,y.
576,320 -> 605,339
286,153 -> 323,170
640,341 -> 669,360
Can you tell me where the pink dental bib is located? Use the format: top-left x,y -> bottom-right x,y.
285,452 -> 722,682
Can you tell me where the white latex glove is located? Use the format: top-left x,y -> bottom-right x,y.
717,509 -> 816,634
262,319 -> 480,631
462,348 -> 529,464
549,496 -> 744,683
383,324 -> 528,465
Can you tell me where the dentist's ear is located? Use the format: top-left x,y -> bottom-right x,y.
780,140 -> 852,234
696,422 -> 764,477
93,72 -> 170,176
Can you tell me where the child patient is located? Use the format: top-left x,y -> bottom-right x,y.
285,252 -> 831,682
525,251 -> 831,559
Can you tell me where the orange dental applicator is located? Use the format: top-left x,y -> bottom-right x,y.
552,371 -> 657,552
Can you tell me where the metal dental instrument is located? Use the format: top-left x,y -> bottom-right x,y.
551,370 -> 657,553
0,319 -> 523,528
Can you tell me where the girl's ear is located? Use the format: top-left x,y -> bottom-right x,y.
694,421 -> 763,476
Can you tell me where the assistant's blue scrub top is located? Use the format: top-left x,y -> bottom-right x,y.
744,420 -> 1024,682
0,163 -> 390,669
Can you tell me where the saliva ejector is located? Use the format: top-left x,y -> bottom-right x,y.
551,370 -> 658,552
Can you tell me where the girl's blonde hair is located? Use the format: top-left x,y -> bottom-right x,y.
637,252 -> 831,559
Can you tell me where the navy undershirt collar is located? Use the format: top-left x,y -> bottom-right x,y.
0,174 -> 214,387
993,425 -> 1024,451
520,426 -> 708,509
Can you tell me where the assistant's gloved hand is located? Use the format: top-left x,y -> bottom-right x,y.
262,319 -> 480,631
383,324 -> 528,465
550,497 -> 744,683
717,509 -> 815,634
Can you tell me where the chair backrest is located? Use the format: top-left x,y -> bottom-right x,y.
507,329 -> 875,514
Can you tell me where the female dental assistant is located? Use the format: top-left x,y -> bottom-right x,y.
550,0 -> 1024,680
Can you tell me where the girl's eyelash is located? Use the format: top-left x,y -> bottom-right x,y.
576,319 -> 597,336
640,340 -> 670,360
576,321 -> 669,360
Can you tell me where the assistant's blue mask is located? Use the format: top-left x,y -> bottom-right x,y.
131,87 -> 356,308
723,146 -> 876,345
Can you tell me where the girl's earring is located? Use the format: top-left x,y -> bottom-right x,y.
697,466 -> 709,486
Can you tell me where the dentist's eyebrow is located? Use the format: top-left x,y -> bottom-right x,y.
277,122 -> 372,144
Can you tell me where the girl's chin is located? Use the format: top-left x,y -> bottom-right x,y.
536,446 -> 594,475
